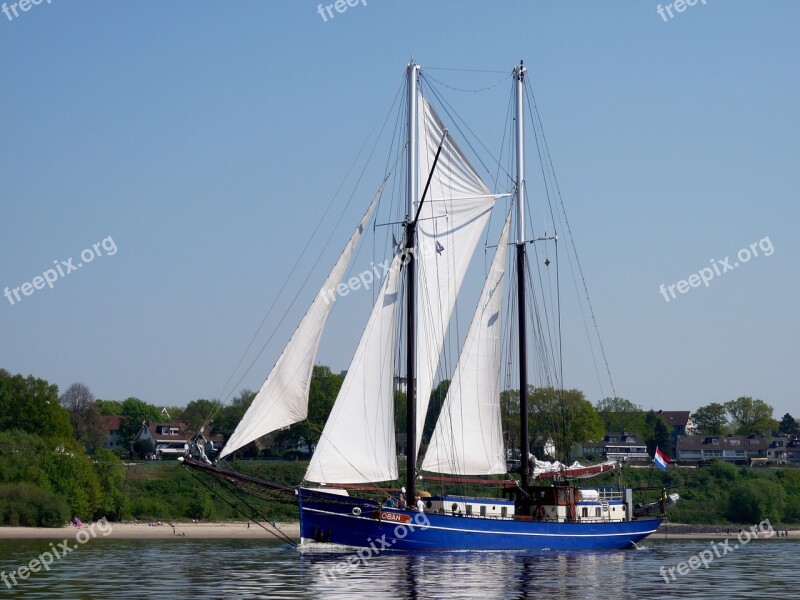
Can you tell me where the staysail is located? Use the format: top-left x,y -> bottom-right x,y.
304,253 -> 403,484
414,95 -> 499,450
421,213 -> 510,475
219,188 -> 382,460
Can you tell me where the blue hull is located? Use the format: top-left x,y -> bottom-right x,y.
299,489 -> 662,552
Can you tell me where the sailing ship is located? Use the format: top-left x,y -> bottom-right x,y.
181,60 -> 677,551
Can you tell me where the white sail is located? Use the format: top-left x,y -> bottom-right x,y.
304,253 -> 402,484
421,213 -> 510,475
219,189 -> 381,460
414,95 -> 498,450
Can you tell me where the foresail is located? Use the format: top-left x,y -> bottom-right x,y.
219,189 -> 382,460
421,213 -> 510,475
414,94 -> 498,450
304,253 -> 402,484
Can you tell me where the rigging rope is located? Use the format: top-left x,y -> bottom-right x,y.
524,78 -> 618,400
183,464 -> 298,547
210,77 -> 407,435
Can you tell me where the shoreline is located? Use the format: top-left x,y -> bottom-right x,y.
1,521 -> 795,541
0,521 -> 301,540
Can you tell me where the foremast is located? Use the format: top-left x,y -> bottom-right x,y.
514,61 -> 531,495
405,60 -> 420,503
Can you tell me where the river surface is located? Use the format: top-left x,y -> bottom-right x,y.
0,536 -> 797,599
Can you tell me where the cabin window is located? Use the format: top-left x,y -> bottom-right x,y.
581,507 -> 588,518
595,507 -> 601,517
480,506 -> 487,517
466,505 -> 473,516
501,507 -> 508,518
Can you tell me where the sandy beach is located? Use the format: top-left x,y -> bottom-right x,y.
0,521 -> 301,540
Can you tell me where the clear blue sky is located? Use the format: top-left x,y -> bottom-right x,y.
1,1 -> 797,419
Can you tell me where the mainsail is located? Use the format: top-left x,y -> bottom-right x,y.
219,189 -> 382,460
421,213 -> 510,475
304,253 -> 403,484
414,95 -> 498,450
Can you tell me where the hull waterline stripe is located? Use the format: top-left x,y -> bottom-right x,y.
301,507 -> 659,538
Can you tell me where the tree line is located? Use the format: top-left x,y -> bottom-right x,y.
1,364 -> 795,526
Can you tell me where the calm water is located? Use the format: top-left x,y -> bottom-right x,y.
0,536 -> 797,599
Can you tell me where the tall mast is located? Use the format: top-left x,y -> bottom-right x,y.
405,60 -> 419,504
514,61 -> 530,493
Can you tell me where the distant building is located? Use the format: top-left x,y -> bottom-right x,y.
676,434 -> 770,465
767,436 -> 800,465
582,432 -> 649,463
657,410 -> 692,457
134,421 -> 224,460
101,415 -> 124,449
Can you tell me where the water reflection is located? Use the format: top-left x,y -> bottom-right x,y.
1,538 -> 798,598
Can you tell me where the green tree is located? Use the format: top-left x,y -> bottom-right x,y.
272,366 -> 343,455
119,398 -> 162,445
692,402 -> 729,435
394,391 -> 407,435
182,398 -> 222,433
0,483 -> 70,527
726,478 -> 785,524
216,389 -> 255,438
643,410 -> 671,457
45,440 -> 103,519
0,371 -> 72,441
500,389 -> 520,452
96,399 -> 123,416
595,397 -> 646,434
91,449 -> 127,520
422,380 -> 450,443
307,365 -> 344,428
60,383 -> 106,450
0,430 -> 53,489
779,413 -> 798,436
725,396 -> 778,435
530,388 -> 604,462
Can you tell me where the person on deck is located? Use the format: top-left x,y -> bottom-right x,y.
416,495 -> 425,513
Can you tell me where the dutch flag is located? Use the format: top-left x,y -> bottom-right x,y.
654,447 -> 669,472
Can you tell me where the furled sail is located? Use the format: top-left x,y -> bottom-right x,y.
414,95 -> 498,450
421,213 -> 510,475
304,253 -> 403,484
219,189 -> 381,460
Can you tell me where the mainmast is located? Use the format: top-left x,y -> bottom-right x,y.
405,60 -> 420,504
514,61 -> 530,493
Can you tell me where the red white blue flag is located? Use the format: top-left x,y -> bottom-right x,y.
654,447 -> 669,472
